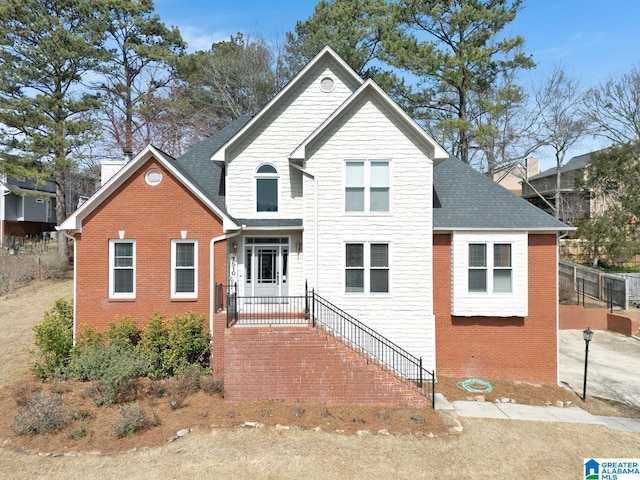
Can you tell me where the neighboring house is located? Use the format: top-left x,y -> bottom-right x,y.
521,151 -> 597,222
60,47 -> 569,405
0,174 -> 56,247
493,158 -> 539,195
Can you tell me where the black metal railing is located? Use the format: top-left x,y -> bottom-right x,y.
224,283 -> 435,406
559,261 -> 627,310
309,288 -> 435,406
225,283 -> 309,327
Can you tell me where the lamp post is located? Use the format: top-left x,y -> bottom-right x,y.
582,327 -> 594,401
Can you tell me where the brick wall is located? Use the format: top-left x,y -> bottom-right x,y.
434,233 -> 558,384
223,326 -> 429,406
75,158 -> 226,332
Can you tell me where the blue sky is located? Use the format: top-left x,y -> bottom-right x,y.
154,0 -> 640,167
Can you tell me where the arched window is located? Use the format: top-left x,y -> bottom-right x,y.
255,164 -> 279,212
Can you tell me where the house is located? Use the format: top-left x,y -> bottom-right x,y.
0,174 -> 56,247
521,151 -> 597,222
493,158 -> 539,195
60,47 -> 569,405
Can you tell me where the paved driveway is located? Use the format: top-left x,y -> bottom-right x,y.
559,329 -> 640,407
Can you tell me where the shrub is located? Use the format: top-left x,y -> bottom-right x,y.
114,402 -> 147,438
31,299 -> 74,380
175,364 -> 203,396
13,393 -> 68,435
106,317 -> 139,347
71,341 -> 149,405
138,312 -> 210,378
137,313 -> 169,378
12,382 -> 41,407
75,324 -> 104,350
164,313 -> 211,374
200,376 -> 224,397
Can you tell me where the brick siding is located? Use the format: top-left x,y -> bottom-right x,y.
74,158 -> 226,332
434,233 -> 558,384
223,326 -> 429,406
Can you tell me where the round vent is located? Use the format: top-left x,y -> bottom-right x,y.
145,168 -> 162,186
320,76 -> 335,93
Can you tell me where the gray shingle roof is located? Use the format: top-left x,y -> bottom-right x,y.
171,115 -> 253,217
528,150 -> 597,181
433,157 -> 570,231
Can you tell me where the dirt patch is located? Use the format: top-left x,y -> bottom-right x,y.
435,375 -> 640,418
0,375 -> 453,455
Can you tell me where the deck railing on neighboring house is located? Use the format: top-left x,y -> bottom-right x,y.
223,282 -> 435,406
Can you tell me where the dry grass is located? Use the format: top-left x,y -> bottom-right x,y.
0,279 -> 73,386
0,278 -> 638,480
0,421 -> 637,480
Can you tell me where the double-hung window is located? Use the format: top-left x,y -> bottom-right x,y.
345,160 -> 389,213
109,240 -> 135,299
345,242 -> 389,294
468,243 -> 512,294
172,240 -> 197,298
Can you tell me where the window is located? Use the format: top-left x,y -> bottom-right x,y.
255,164 -> 278,212
345,242 -> 390,294
109,240 -> 135,298
172,240 -> 197,298
493,244 -> 512,293
345,160 -> 389,213
345,243 -> 364,292
468,243 -> 512,294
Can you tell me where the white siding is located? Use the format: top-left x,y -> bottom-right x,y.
303,93 -> 436,368
451,231 -> 528,317
226,59 -> 360,220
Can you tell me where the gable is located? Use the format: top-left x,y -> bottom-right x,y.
60,145 -> 238,234
211,47 -> 363,163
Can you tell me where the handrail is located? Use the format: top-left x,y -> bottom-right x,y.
309,288 -> 435,406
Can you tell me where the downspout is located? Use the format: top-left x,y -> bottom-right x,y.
290,163 -> 318,288
555,231 -> 569,386
209,230 -> 241,371
0,186 -> 5,248
58,229 -> 77,346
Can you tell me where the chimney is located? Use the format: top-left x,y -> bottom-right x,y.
525,158 -> 540,179
100,160 -> 127,186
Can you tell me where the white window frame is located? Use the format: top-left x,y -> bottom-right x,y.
452,232 -> 527,317
254,163 -> 279,213
344,241 -> 391,295
344,160 -> 390,214
171,239 -> 198,299
467,243 -> 513,294
109,239 -> 136,299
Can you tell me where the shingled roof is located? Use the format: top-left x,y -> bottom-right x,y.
433,157 -> 570,231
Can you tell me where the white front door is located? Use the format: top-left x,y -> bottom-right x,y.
245,238 -> 289,297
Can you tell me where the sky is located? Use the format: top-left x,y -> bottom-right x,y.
153,0 -> 640,170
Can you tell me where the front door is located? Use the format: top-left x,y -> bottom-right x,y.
245,238 -> 289,297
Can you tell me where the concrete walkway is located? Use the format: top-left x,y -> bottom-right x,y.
434,394 -> 640,433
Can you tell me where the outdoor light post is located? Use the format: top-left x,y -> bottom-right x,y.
582,327 -> 594,401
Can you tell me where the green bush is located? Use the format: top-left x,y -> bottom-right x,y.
164,313 -> 211,374
137,312 -> 210,378
75,323 -> 103,350
106,317 -> 139,347
13,393 -> 68,435
71,341 -> 149,405
31,299 -> 74,380
137,313 -> 168,378
114,402 -> 147,438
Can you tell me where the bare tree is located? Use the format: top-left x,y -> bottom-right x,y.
528,67 -> 588,219
583,66 -> 640,144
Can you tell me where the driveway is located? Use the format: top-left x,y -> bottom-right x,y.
559,329 -> 640,407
